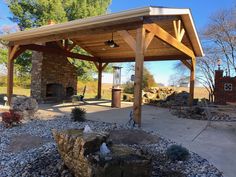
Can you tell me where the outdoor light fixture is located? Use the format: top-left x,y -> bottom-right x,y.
104,33 -> 119,48
217,58 -> 222,70
112,66 -> 122,88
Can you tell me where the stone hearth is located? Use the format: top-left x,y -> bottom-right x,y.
30,42 -> 77,102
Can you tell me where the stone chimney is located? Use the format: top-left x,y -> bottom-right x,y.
30,42 -> 77,103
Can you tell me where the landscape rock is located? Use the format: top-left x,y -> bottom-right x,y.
0,116 -> 223,177
142,87 -> 175,104
11,96 -> 38,120
166,91 -> 190,106
53,129 -> 152,177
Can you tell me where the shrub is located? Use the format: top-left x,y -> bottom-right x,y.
0,75 -> 7,87
123,81 -> 134,94
1,110 -> 22,128
123,94 -> 128,101
71,107 -> 86,122
166,144 -> 190,161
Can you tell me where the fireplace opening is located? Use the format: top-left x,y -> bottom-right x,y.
46,83 -> 63,98
66,87 -> 74,97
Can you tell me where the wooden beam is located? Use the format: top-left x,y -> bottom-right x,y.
133,27 -> 145,127
71,39 -> 96,57
118,30 -> 136,51
177,20 -> 181,37
97,62 -> 103,99
94,62 -> 108,99
9,45 -> 19,61
93,62 -> 108,71
144,23 -> 195,59
67,42 -> 77,51
21,44 -> 98,61
144,32 -> 155,51
100,55 -> 190,63
7,46 -> 14,105
64,39 -> 69,50
179,28 -> 185,42
173,20 -> 185,42
181,59 -> 192,70
93,62 -> 99,70
173,20 -> 178,41
56,41 -> 64,49
12,47 -> 26,60
102,63 -> 109,70
189,57 -> 196,106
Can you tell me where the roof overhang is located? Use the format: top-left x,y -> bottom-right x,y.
0,6 -> 204,57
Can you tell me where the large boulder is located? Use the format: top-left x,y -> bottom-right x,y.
11,96 -> 38,120
52,129 -> 152,177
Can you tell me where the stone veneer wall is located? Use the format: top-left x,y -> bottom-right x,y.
31,51 -> 44,101
31,43 -> 77,102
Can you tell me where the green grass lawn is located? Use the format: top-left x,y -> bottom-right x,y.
0,87 -> 30,96
0,87 -> 30,104
0,85 -> 112,100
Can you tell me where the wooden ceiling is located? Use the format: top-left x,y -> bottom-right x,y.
67,16 -> 194,62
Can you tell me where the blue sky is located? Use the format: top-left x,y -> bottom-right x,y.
0,0 -> 235,84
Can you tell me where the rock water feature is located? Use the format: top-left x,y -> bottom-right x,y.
52,127 -> 152,177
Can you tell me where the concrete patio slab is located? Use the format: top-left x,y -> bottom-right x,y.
37,101 -> 236,177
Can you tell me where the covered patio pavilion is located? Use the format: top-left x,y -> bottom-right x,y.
0,6 -> 203,127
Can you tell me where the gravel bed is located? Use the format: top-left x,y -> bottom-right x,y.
0,114 -> 223,177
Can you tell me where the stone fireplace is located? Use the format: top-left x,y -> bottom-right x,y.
31,42 -> 77,102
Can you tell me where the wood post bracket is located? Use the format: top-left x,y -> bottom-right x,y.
94,62 -> 109,100
9,45 -> 20,61
93,62 -> 109,71
118,29 -> 154,52
56,39 -> 77,52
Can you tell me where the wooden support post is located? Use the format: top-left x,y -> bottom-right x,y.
94,62 -> 108,99
97,62 -> 103,99
7,47 -> 14,105
189,57 -> 196,106
133,27 -> 145,127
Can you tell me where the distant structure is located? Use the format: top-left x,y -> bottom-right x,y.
214,69 -> 236,104
179,82 -> 189,87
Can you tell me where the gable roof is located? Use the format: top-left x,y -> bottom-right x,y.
0,6 -> 204,57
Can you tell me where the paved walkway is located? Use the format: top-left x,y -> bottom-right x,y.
38,101 -> 236,177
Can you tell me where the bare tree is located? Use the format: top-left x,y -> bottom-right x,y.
203,7 -> 236,76
196,47 -> 219,101
173,5 -> 235,101
193,6 -> 235,101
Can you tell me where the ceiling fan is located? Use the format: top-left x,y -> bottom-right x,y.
104,33 -> 119,48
